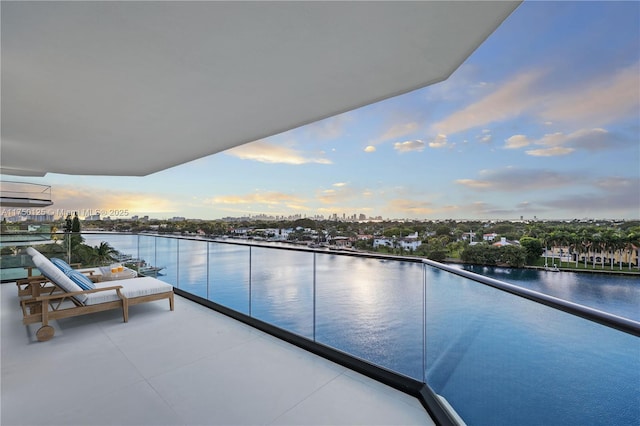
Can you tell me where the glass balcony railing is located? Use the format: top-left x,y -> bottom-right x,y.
0,181 -> 52,207
3,232 -> 639,425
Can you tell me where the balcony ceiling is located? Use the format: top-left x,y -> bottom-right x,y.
1,1 -> 519,177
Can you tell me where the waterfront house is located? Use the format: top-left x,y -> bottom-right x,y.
492,237 -> 518,247
483,233 -> 499,242
546,244 -> 639,268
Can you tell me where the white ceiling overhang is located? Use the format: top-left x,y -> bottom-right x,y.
1,1 -> 520,177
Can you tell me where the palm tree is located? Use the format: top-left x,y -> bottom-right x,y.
616,233 -> 628,271
80,241 -> 119,266
600,230 -> 617,270
566,232 -> 580,268
578,230 -> 591,268
590,233 -> 602,269
626,231 -> 640,271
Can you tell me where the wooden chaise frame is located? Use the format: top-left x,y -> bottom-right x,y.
21,281 -> 174,342
17,275 -> 65,299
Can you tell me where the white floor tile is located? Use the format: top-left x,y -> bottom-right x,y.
1,283 -> 434,426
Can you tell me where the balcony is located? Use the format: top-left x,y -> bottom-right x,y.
2,233 -> 639,425
1,282 -> 432,426
0,181 -> 52,208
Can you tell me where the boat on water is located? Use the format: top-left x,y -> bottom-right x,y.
114,252 -> 165,276
139,265 -> 165,276
545,265 -> 560,272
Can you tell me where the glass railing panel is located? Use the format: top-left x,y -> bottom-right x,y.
0,181 -> 52,204
424,265 -> 640,425
315,253 -> 424,380
136,234 -> 158,275
0,247 -> 38,281
207,242 -> 251,315
82,233 -> 137,267
146,236 -> 177,287
176,239 -> 208,298
249,246 -> 314,338
0,229 -> 56,281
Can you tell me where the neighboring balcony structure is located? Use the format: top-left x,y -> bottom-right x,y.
0,181 -> 52,208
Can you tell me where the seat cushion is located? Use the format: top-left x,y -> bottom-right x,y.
85,277 -> 173,306
26,247 -> 47,264
32,255 -> 88,304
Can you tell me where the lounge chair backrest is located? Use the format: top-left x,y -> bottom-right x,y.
32,255 -> 88,304
26,247 -> 41,257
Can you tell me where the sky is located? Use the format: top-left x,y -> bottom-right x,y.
3,1 -> 640,222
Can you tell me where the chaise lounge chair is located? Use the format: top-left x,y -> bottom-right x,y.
20,248 -> 174,342
17,247 -> 107,298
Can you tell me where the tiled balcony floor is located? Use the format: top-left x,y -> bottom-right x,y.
1,282 -> 434,426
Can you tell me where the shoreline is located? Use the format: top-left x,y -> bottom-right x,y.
443,258 -> 640,277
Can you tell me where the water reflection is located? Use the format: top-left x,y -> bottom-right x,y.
459,264 -> 640,321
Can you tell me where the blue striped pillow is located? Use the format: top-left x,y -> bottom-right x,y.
50,257 -> 73,274
66,270 -> 95,290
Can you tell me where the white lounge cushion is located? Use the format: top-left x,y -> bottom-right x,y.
32,254 -> 88,304
86,277 -> 173,306
26,247 -> 47,265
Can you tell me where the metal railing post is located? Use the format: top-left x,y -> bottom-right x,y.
313,252 -> 317,342
206,242 -> 210,300
176,238 -> 180,289
249,246 -> 252,317
136,234 -> 140,275
422,263 -> 427,383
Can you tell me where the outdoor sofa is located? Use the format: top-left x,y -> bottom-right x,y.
20,247 -> 174,341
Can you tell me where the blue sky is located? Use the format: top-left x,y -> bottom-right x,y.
5,1 -> 640,221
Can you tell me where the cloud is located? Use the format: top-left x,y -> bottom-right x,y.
477,129 -> 492,143
455,179 -> 494,190
456,167 -> 580,192
594,176 -> 638,191
225,140 -> 331,164
333,182 -> 347,187
316,184 -> 357,205
372,122 -> 420,145
506,128 -> 625,156
525,146 -> 575,157
51,185 -> 177,216
431,63 -> 639,137
539,63 -> 640,126
431,69 -> 546,135
504,134 -> 531,149
364,145 -> 376,153
394,140 -> 425,153
540,177 -> 640,215
388,199 -> 438,216
303,114 -> 351,140
209,191 -> 304,206
428,134 -> 449,148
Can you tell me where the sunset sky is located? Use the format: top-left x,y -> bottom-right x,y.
3,1 -> 639,221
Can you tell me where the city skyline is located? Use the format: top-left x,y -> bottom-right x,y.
2,2 -> 639,221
